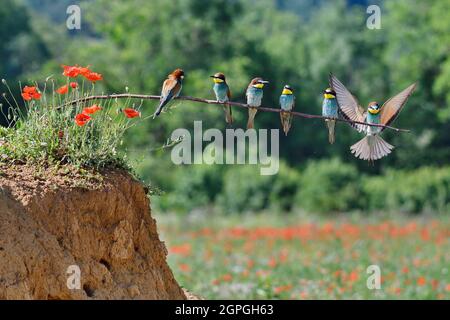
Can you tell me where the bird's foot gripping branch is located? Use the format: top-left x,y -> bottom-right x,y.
0,65 -> 413,171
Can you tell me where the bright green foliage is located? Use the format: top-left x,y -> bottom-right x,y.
296,158 -> 362,213
159,164 -> 226,212
0,0 -> 49,80
217,162 -> 300,213
269,162 -> 301,212
218,166 -> 275,213
0,0 -> 49,127
363,167 -> 450,214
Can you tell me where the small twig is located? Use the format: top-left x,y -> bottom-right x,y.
60,93 -> 410,133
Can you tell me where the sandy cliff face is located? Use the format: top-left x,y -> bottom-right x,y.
0,165 -> 186,300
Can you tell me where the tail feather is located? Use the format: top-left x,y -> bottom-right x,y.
247,108 -> 258,129
380,138 -> 393,158
223,104 -> 233,125
153,105 -> 163,118
374,140 -> 384,160
373,140 -> 381,160
153,101 -> 165,118
325,119 -> 336,144
350,135 -> 394,161
280,111 -> 292,136
153,94 -> 173,118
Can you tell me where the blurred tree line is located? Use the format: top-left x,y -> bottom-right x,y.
2,0 -> 450,213
0,0 -> 49,113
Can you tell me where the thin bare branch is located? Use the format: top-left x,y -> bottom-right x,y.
61,93 -> 410,133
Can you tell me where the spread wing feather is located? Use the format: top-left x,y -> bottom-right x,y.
380,83 -> 416,130
329,74 -> 367,132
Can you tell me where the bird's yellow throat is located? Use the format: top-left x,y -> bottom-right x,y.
282,88 -> 293,95
253,83 -> 264,89
213,78 -> 224,83
368,108 -> 380,114
323,93 -> 335,99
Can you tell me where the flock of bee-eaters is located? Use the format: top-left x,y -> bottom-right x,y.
153,68 -> 417,162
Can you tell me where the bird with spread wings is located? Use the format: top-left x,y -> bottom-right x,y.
329,74 -> 416,161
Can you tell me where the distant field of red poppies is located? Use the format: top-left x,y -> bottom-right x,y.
157,213 -> 450,299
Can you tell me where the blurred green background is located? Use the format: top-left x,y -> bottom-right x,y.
1,0 -> 449,215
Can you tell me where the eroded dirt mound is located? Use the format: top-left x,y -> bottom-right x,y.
0,164 -> 186,299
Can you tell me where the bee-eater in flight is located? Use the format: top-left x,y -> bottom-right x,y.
279,85 -> 295,136
154,68 -> 184,117
330,74 -> 416,161
210,72 -> 233,124
246,77 -> 269,129
322,87 -> 338,144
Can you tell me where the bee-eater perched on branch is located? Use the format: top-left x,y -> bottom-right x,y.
246,77 -> 269,129
210,72 -> 233,125
279,85 -> 295,136
154,68 -> 184,117
330,74 -> 416,161
322,87 -> 338,144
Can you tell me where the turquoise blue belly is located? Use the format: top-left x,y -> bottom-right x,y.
280,94 -> 294,111
322,99 -> 338,118
213,83 -> 228,102
366,113 -> 381,134
247,87 -> 263,107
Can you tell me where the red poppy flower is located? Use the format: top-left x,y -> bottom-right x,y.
23,86 -> 36,94
221,274 -> 232,282
417,277 -> 426,286
62,65 -> 81,78
82,105 -> 102,115
274,285 -> 293,294
123,108 -> 140,118
348,270 -> 359,282
21,92 -> 32,101
62,65 -> 92,78
83,71 -> 103,82
268,257 -> 277,268
74,113 -> 91,126
70,82 -> 78,89
56,85 -> 69,94
21,86 -> 41,101
78,66 -> 91,76
178,264 -> 191,272
169,243 -> 191,256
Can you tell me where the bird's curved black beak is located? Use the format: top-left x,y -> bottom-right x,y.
210,75 -> 216,78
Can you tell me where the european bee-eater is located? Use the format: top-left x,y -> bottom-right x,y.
330,74 -> 416,161
279,85 -> 295,136
154,68 -> 184,117
322,87 -> 338,144
210,72 -> 233,124
246,77 -> 269,129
